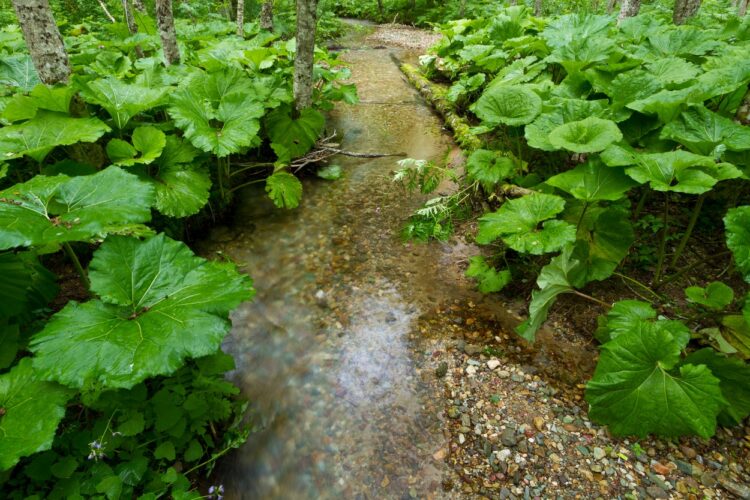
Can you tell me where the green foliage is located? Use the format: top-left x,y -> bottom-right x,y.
465,256 -> 511,293
410,5 -> 750,438
31,234 -> 253,389
265,171 -> 303,209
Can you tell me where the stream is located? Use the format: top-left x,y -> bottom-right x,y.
200,23 -> 465,499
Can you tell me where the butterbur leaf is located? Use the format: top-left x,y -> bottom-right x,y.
682,349 -> 750,426
724,206 -> 750,281
0,251 -> 57,319
0,321 -> 19,370
571,206 -> 634,282
646,58 -> 699,86
719,315 -> 750,359
625,151 -> 737,194
516,244 -> 587,342
0,111 -> 110,162
685,282 -> 734,310
465,256 -> 511,294
79,77 -> 166,129
148,135 -> 210,217
466,149 -> 520,191
472,85 -> 542,127
265,105 -> 325,159
547,159 -> 637,202
0,55 -> 40,91
586,316 -> 725,438
661,106 -> 750,156
168,69 -> 264,157
0,358 -> 73,471
548,117 -> 622,153
0,167 -> 154,250
107,126 -> 167,166
30,234 -> 254,389
525,98 -> 610,151
476,193 -> 576,255
265,171 -> 302,209
595,300 -> 656,343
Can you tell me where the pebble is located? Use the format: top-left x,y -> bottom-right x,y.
466,366 -> 477,375
718,476 -> 750,499
533,416 -> 544,431
496,449 -> 512,462
593,447 -> 606,460
646,485 -> 669,498
501,428 -> 517,447
487,359 -> 501,370
497,370 -> 511,379
435,361 -> 448,378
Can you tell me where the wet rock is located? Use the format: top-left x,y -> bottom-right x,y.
497,370 -> 511,379
501,428 -> 517,447
680,445 -> 697,459
646,485 -> 669,499
435,362 -> 448,378
718,476 -> 750,499
533,416 -> 544,432
447,406 -> 460,419
593,447 -> 606,460
464,344 -> 483,355
487,359 -> 501,370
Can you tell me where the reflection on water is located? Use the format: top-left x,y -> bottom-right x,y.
201,32 -> 460,499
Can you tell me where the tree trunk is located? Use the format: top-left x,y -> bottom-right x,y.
617,0 -> 640,23
236,0 -> 244,36
294,0 -> 317,112
534,0 -> 543,15
673,0 -> 700,24
155,0 -> 180,65
11,0 -> 71,84
606,0 -> 617,12
260,1 -> 273,31
459,0 -> 467,16
122,0 -> 144,57
132,0 -> 145,12
740,0 -> 749,16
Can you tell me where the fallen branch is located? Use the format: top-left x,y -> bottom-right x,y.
96,0 -> 116,22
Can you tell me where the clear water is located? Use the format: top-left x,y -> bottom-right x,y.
200,32 -> 466,499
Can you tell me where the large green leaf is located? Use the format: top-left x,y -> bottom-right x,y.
0,55 -> 40,92
0,167 -> 154,250
31,234 -> 254,389
683,348 -> 750,426
571,206 -> 634,282
0,358 -> 73,471
472,85 -> 542,127
661,105 -> 750,156
595,299 -> 656,343
0,251 -> 57,319
625,151 -> 740,194
645,58 -> 699,86
79,77 -> 166,129
548,117 -> 622,153
265,171 -> 302,209
586,316 -> 725,438
476,193 -> 576,255
148,136 -> 211,218
0,111 -> 110,162
265,106 -> 325,159
516,244 -> 587,342
168,69 -> 264,157
725,206 -> 750,281
546,160 -> 637,201
465,256 -> 511,294
525,98 -> 610,151
465,149 -> 520,191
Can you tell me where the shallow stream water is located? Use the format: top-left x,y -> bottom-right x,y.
200,25 -> 470,499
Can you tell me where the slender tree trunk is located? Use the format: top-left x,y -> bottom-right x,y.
236,0 -> 244,36
95,0 -> 116,21
740,0 -> 749,15
673,0 -> 700,24
617,0 -> 640,23
11,0 -> 71,84
534,0 -> 543,15
122,0 -> 144,57
294,0 -> 317,112
155,0 -> 180,65
132,0 -> 145,12
459,0 -> 467,16
509,0 -> 517,6
606,0 -> 617,12
260,1 -> 273,31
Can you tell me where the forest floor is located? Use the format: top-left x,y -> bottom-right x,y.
368,23 -> 750,500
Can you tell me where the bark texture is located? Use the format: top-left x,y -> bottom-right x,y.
534,0 -> 543,16
11,0 -> 71,84
740,0 -> 749,16
236,0 -> 244,36
260,1 -> 273,31
122,0 -> 144,57
617,0 -> 640,23
606,0 -> 617,13
294,0 -> 317,111
132,0 -> 145,11
155,0 -> 180,65
673,0 -> 700,24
